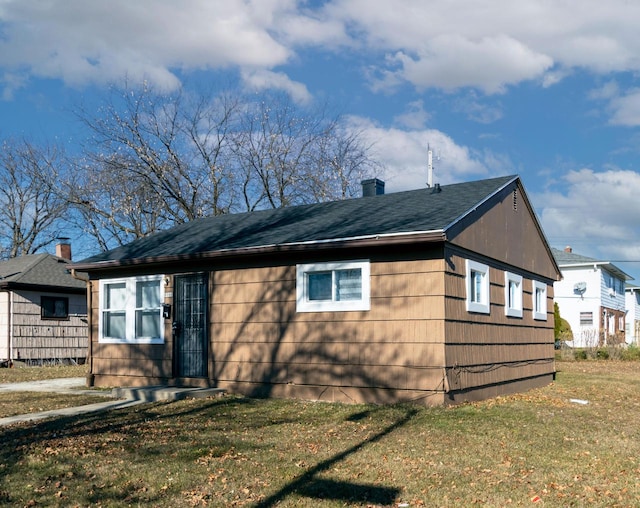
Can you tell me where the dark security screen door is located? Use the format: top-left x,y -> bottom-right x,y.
174,273 -> 208,378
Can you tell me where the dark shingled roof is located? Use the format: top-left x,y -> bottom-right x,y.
0,254 -> 86,291
75,175 -> 518,267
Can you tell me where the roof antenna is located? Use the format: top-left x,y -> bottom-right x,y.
427,144 -> 439,188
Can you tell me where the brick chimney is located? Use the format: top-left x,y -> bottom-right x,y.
56,240 -> 72,261
564,246 -> 572,253
361,178 -> 385,197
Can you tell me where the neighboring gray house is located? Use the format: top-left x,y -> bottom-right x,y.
0,243 -> 88,366
552,247 -> 632,348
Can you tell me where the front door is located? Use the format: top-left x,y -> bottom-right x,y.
173,273 -> 208,378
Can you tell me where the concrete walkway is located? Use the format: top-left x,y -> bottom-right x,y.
0,377 -> 104,395
0,378 -> 225,427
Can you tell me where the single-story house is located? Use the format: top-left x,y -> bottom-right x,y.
70,175 -> 561,405
0,242 -> 88,366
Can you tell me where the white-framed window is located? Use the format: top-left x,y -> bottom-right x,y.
466,260 -> 490,314
504,272 -> 523,318
99,275 -> 164,343
580,312 -> 593,325
296,260 -> 370,312
533,280 -> 547,321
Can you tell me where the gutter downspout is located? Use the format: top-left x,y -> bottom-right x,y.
71,269 -> 93,386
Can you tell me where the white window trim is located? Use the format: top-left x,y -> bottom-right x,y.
533,280 -> 547,321
296,260 -> 370,313
99,275 -> 165,344
504,272 -> 523,318
466,260 -> 490,314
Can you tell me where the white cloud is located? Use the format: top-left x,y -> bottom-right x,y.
241,69 -> 312,105
324,0 -> 640,92
588,81 -> 620,101
608,90 -> 640,127
393,100 -> 430,129
535,168 -> 640,276
276,4 -> 348,47
2,0 -> 640,98
541,68 -> 572,88
550,35 -> 634,74
0,0 -> 294,93
344,116 -> 513,192
0,72 -> 27,100
390,34 -> 553,94
587,82 -> 640,127
452,93 -> 503,124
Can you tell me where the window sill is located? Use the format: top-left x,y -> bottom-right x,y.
98,337 -> 164,344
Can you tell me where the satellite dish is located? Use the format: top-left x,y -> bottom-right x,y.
574,282 -> 587,294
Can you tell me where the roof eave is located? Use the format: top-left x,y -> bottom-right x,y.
69,230 -> 448,272
559,261 -> 633,281
0,281 -> 86,294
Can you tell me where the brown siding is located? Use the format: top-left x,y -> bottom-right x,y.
448,181 -> 560,281
87,260 -> 446,399
210,258 -> 448,405
87,226 -> 556,405
88,280 -> 174,382
443,251 -> 555,402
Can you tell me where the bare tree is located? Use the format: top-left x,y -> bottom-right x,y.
0,139 -> 69,258
232,94 -> 327,210
309,123 -> 383,202
62,154 -> 168,250
183,90 -> 240,216
231,93 -> 381,210
73,81 -> 240,227
70,82 -> 381,251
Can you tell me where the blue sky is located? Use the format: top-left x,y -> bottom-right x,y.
1,0 -> 640,280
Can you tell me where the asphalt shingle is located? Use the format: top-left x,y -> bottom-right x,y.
0,254 -> 86,290
551,247 -> 600,265
78,175 -> 518,265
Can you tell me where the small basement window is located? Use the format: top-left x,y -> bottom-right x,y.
296,260 -> 370,312
466,260 -> 490,314
41,296 -> 69,319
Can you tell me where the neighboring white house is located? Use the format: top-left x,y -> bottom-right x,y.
552,247 -> 632,348
625,284 -> 640,345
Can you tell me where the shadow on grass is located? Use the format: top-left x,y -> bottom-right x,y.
0,398 -> 416,507
0,396 -> 256,505
254,406 -> 417,507
296,478 -> 399,505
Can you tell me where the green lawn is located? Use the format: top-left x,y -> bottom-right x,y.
1,361 -> 639,507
